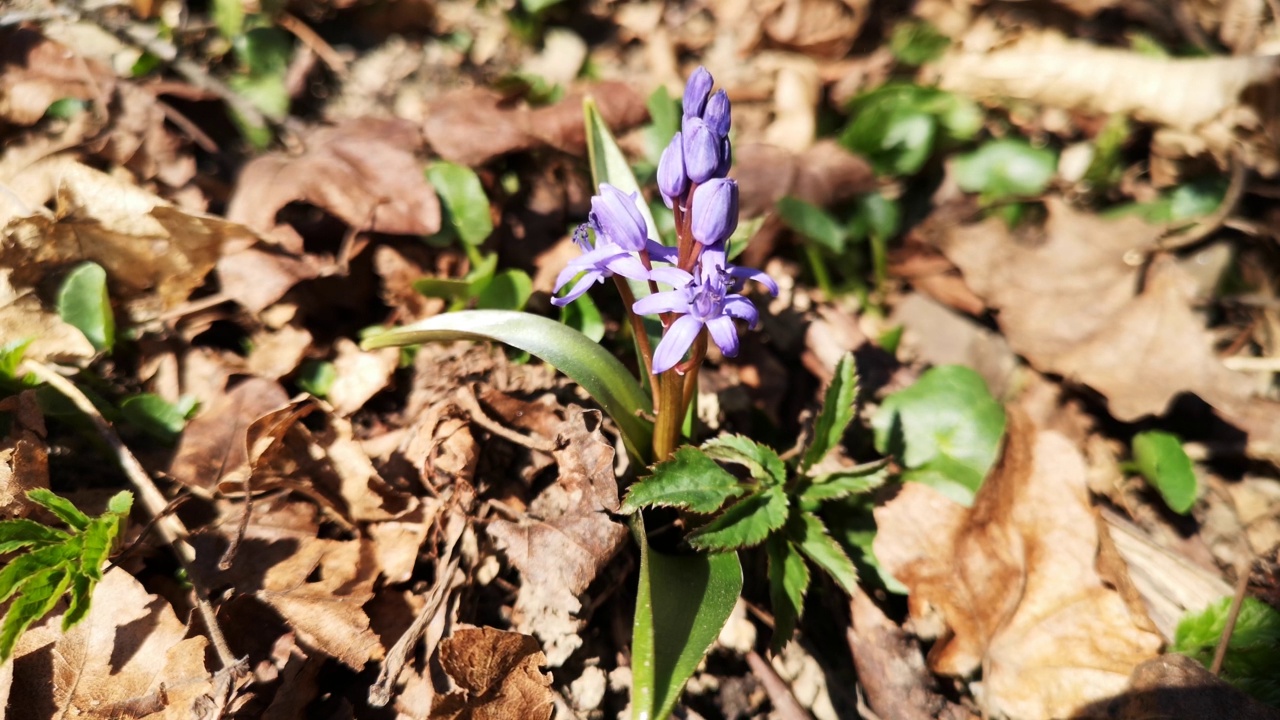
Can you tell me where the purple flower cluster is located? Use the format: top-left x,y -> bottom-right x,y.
553,67 -> 776,375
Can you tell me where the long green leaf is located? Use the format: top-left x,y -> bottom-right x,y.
0,567 -> 71,662
801,352 -> 859,472
362,310 -> 652,463
631,517 -> 742,720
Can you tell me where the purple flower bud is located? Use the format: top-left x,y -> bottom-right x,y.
590,183 -> 648,252
683,66 -> 714,119
715,136 -> 732,178
682,117 -> 720,185
704,90 -> 731,137
690,178 -> 738,246
656,132 -> 688,207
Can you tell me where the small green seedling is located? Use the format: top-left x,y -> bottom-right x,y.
1173,596 -> 1280,707
0,489 -> 134,662
1130,430 -> 1197,514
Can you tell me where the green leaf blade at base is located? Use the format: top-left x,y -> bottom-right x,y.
700,434 -> 786,485
631,517 -> 742,720
795,512 -> 859,595
361,310 -> 653,464
57,261 -> 115,353
688,487 -> 789,552
1132,430 -> 1197,514
622,447 -> 745,514
801,352 -> 860,472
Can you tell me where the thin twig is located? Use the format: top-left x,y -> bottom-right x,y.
276,13 -> 348,76
745,650 -> 811,720
1210,561 -> 1253,675
455,385 -> 557,453
20,360 -> 239,672
1157,151 -> 1247,251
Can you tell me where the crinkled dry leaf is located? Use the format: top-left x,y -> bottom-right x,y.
759,0 -> 869,58
430,626 -> 554,720
215,245 -> 330,313
422,82 -> 648,166
0,27 -> 112,126
937,198 -> 1256,420
1,157 -> 250,317
327,338 -> 399,417
1077,653 -> 1280,719
168,377 -> 291,492
486,409 -> 627,666
8,568 -> 213,719
0,391 -> 50,518
736,140 -> 877,219
227,117 -> 441,240
873,411 -> 1162,720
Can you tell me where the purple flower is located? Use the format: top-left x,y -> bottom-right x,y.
683,66 -> 714,119
551,225 -> 651,307
681,117 -> 721,184
590,183 -> 649,252
699,241 -> 780,296
656,133 -> 688,207
635,269 -> 760,373
704,90 -> 731,137
690,178 -> 739,246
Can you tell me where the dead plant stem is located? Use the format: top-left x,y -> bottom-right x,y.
1210,561 -> 1252,675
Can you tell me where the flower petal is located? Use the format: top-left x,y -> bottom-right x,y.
633,290 -> 691,316
649,266 -> 693,288
683,66 -> 713,119
652,315 -> 703,374
707,316 -> 740,357
592,184 -> 649,252
657,133 -> 688,205
606,254 -> 651,281
646,241 -> 678,264
690,179 -> 739,246
727,265 -> 779,296
682,117 -> 720,185
551,271 -> 603,306
724,295 -> 759,328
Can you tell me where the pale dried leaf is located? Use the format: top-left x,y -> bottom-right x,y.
873,411 -> 1162,720
327,339 -> 399,417
430,627 -> 554,720
0,391 -> 49,518
168,377 -> 291,492
0,28 -> 112,126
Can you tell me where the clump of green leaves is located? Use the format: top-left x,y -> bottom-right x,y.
1173,596 -> 1280,706
0,489 -> 134,661
621,353 -> 886,648
840,83 -> 982,177
776,192 -> 901,299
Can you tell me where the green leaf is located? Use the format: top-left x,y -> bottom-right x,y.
622,447 -> 745,514
777,197 -> 848,253
801,352 -> 859,472
0,519 -> 70,555
296,360 -> 337,398
800,461 -> 889,504
0,338 -> 33,380
0,567 -> 71,662
0,542 -> 76,603
1132,430 -> 1197,513
475,269 -> 533,310
79,516 -> 121,581
1105,177 -> 1228,224
1082,114 -> 1130,191
700,434 -> 786,485
44,98 -> 87,120
213,0 -> 246,38
26,489 -> 90,531
426,161 -> 494,247
846,192 -> 902,244
521,0 -> 566,13
559,292 -> 605,343
119,394 -> 196,444
645,85 -> 681,164
1173,596 -> 1280,706
688,487 -> 789,551
953,139 -> 1058,201
62,572 -> 93,630
871,365 -> 1005,506
362,310 -> 653,464
57,262 -> 115,353
794,512 -> 858,595
766,534 -> 809,652
631,517 -> 742,720
889,20 -> 950,65
841,84 -> 980,176
106,490 -> 133,517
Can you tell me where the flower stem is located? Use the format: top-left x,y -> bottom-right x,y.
681,329 -> 708,413
613,276 -> 659,410
653,370 -> 684,461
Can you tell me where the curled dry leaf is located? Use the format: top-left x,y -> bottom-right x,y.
873,410 -> 1162,720
9,568 -> 213,719
168,377 -> 291,493
486,408 -> 627,666
422,81 -> 648,166
757,0 -> 870,58
327,338 -> 400,417
936,198 -> 1257,421
0,391 -> 50,518
430,626 -> 555,720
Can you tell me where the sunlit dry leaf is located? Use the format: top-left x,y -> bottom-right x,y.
245,321 -> 314,380
874,411 -> 1162,720
430,626 -> 554,720
736,140 -> 876,218
0,27 -> 112,126
0,289 -> 95,367
0,392 -> 49,518
758,0 -> 869,58
9,569 -> 213,719
227,117 -> 441,240
215,245 -> 330,313
327,338 -> 399,417
937,198 -> 1256,420
486,409 -> 627,666
168,377 -> 291,492
1077,653 -> 1280,719
422,82 -> 648,166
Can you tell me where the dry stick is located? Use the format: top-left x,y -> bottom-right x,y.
1156,149 -> 1247,252
21,361 -> 239,671
745,650 -> 811,720
276,12 -> 349,76
455,385 -> 558,454
1210,561 -> 1253,675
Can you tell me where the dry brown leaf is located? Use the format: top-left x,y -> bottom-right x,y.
168,377 -> 291,492
430,626 -> 554,720
937,198 -> 1257,420
486,409 -> 627,666
873,411 -> 1162,720
1,157 -> 250,317
1077,653 -> 1280,719
227,117 -> 441,241
0,391 -> 49,518
327,338 -> 399,417
0,27 -> 112,126
9,568 -> 213,719
422,81 -> 648,166
758,0 -> 869,58
245,321 -> 314,380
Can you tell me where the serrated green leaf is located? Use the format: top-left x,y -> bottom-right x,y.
426,161 -> 495,247
801,353 -> 859,472
0,518 -> 70,554
1132,430 -> 1197,514
777,197 -> 848,253
0,543 -> 75,603
79,516 -> 119,582
871,365 -> 1005,506
119,393 -> 193,444
362,310 -> 652,464
688,487 -> 789,551
0,338 -> 33,380
107,490 -> 133,516
889,20 -> 950,65
801,461 -> 889,504
62,572 -> 93,630
0,566 -> 71,662
1173,596 -> 1280,706
700,434 -> 786,485
26,489 -> 90,531
766,533 -> 809,652
631,517 -> 741,720
954,139 -> 1058,202
622,447 -> 745,514
475,269 -> 533,310
794,512 -> 858,595
57,262 -> 115,353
